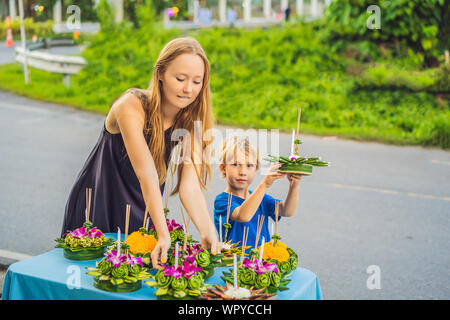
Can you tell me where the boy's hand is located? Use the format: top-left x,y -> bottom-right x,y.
287,173 -> 303,188
262,163 -> 286,188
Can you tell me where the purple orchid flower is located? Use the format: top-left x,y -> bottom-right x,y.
162,265 -> 182,279
127,255 -> 144,267
105,250 -> 127,267
263,261 -> 279,273
180,260 -> 203,279
88,227 -> 104,238
69,227 -> 87,239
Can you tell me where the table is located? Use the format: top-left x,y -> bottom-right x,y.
2,234 -> 323,300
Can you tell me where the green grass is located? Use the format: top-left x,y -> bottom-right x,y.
0,63 -> 108,115
0,19 -> 448,149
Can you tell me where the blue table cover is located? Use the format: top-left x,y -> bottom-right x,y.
2,234 -> 323,300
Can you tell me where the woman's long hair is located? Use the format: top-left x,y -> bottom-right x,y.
113,37 -> 213,193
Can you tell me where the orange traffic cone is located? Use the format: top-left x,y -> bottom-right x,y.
5,16 -> 14,47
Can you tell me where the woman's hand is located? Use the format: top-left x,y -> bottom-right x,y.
151,234 -> 171,269
201,229 -> 221,255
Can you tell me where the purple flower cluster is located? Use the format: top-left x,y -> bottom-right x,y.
242,258 -> 279,274
66,226 -> 104,239
172,243 -> 204,264
105,250 -> 144,268
162,260 -> 203,279
151,219 -> 184,232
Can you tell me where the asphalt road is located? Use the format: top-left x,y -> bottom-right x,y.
0,41 -> 449,298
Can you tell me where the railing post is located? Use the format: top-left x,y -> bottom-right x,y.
264,0 -> 271,19
219,0 -> 227,23
9,0 -> 17,20
63,73 -> 70,88
296,0 -> 304,17
193,0 -> 200,23
53,0 -> 62,24
243,0 -> 251,22
311,0 -> 319,18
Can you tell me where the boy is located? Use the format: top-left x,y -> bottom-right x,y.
214,136 -> 303,253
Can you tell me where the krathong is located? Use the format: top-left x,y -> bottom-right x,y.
264,108 -> 330,175
86,249 -> 151,293
55,188 -> 114,260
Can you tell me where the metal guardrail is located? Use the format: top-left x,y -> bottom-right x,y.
14,39 -> 86,87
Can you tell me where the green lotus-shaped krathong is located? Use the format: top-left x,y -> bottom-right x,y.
86,249 -> 151,293
145,260 -> 211,299
264,153 -> 330,175
55,221 -> 114,260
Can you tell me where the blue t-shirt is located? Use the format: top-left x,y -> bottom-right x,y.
214,191 -> 281,254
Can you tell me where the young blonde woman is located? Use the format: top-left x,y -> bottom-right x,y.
61,37 -> 220,268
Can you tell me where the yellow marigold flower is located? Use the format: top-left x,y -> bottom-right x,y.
261,241 -> 290,262
126,231 -> 157,255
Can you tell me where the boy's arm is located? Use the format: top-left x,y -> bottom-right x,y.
279,174 -> 302,217
231,163 -> 285,222
230,182 -> 268,222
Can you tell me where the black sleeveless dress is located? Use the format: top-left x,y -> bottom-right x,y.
61,89 -> 175,236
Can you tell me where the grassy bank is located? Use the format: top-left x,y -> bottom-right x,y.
0,20 -> 448,149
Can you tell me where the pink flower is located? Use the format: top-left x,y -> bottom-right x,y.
88,227 -> 104,238
105,250 -> 127,267
69,227 -> 87,239
163,265 -> 182,279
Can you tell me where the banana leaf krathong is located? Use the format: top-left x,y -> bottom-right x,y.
168,243 -> 225,280
145,260 -> 211,299
264,154 -> 330,175
55,221 -> 114,260
86,249 -> 151,293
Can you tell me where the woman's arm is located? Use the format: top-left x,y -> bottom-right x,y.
179,161 -> 220,254
113,93 -> 171,268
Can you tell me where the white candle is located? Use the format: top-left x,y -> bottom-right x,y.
271,222 -> 274,244
290,129 -> 295,155
117,227 -> 121,256
259,236 -> 265,262
233,253 -> 238,289
219,215 -> 222,243
175,242 -> 179,269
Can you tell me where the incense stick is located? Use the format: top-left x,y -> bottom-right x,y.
240,226 -> 249,266
224,193 -> 232,242
85,188 -> 92,222
179,203 -> 190,250
125,204 -> 130,242
226,193 -> 232,224
254,214 -> 265,248
142,206 -> 148,229
296,108 -> 302,139
275,201 -> 279,235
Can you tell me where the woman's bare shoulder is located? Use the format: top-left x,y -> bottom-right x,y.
106,89 -> 147,133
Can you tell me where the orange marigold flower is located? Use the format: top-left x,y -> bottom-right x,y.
261,241 -> 290,262
126,231 -> 157,255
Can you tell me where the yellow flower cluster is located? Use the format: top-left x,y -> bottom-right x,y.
261,241 -> 290,262
126,231 -> 157,255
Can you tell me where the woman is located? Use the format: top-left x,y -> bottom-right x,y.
61,37 -> 220,268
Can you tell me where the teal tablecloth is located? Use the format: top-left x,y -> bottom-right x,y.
2,234 -> 323,300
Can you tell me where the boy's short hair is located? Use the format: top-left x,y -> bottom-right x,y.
217,135 -> 260,178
